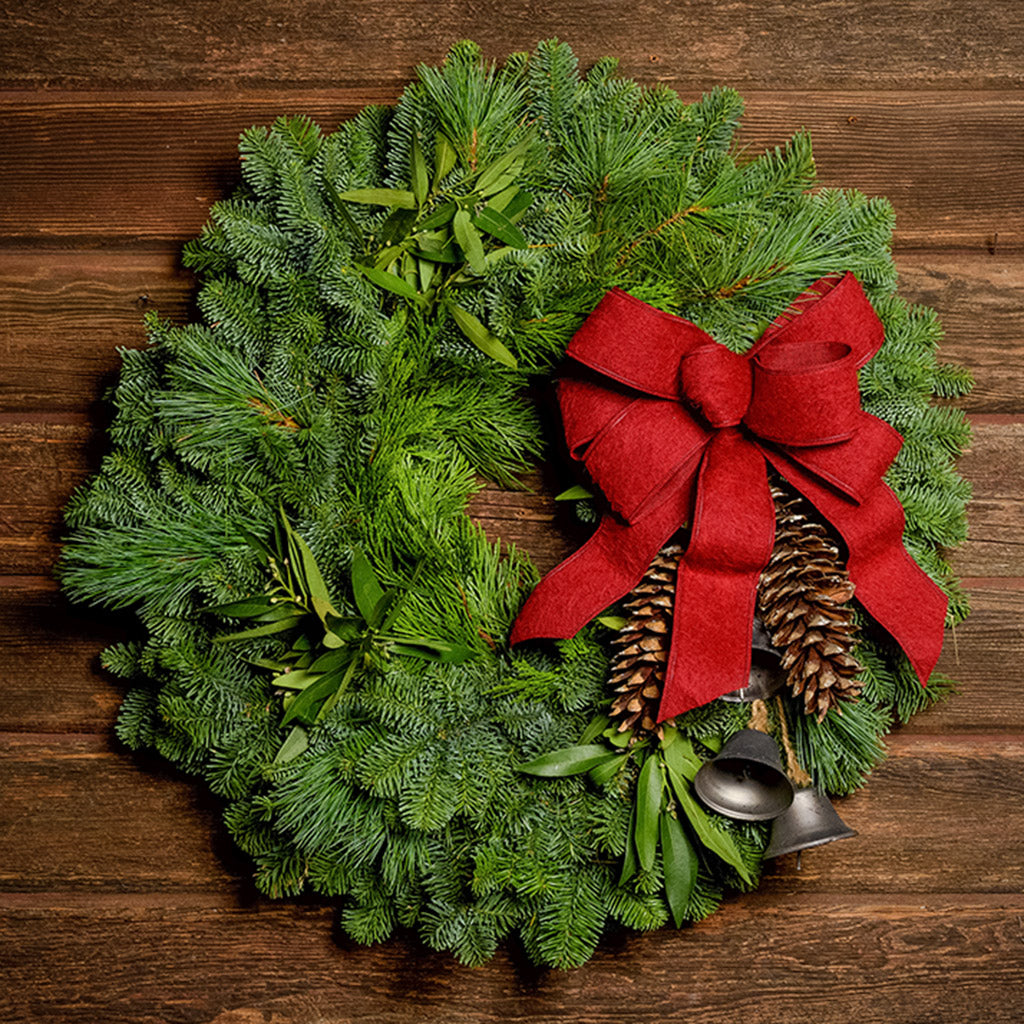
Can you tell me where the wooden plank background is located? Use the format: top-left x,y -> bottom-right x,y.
1,3 -> 1022,1021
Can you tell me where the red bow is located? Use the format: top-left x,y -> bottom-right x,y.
510,273 -> 947,720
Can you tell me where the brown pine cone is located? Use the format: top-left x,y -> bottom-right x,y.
607,543 -> 683,738
757,483 -> 864,721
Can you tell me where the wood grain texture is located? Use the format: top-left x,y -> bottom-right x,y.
1,248 -> 1018,414
952,421 -> 1024,577
0,578 -> 127,734
0,733 -> 240,893
2,0 -> 1023,90
1,895 -> 1022,1024
1,92 -> 1022,248
896,253 -> 1024,414
0,246 -> 193,412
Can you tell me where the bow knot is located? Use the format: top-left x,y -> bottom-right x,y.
511,273 -> 949,721
679,345 -> 750,427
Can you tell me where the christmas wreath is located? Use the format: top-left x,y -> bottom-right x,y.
60,41 -> 971,968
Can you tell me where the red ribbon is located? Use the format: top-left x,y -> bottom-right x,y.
510,273 -> 947,720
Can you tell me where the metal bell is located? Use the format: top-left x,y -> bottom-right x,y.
720,616 -> 786,703
763,786 -> 858,858
694,729 -> 795,821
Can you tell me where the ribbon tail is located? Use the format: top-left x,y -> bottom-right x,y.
768,451 -> 948,685
660,432 -> 776,720
509,481 -> 694,647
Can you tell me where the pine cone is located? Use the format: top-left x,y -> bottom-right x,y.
757,483 -> 863,721
607,543 -> 683,738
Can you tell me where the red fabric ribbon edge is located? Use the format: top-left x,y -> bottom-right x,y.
509,273 -> 948,720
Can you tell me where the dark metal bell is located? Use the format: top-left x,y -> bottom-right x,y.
720,616 -> 786,703
763,786 -> 858,858
694,729 -> 795,821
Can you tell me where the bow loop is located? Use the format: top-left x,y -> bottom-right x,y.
745,340 -> 861,446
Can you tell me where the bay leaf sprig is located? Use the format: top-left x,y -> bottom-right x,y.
206,510 -> 472,763
519,724 -> 755,925
335,132 -> 533,368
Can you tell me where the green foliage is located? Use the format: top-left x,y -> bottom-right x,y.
59,40 -> 970,967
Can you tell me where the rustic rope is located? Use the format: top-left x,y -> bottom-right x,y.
776,696 -> 813,787
748,699 -> 770,734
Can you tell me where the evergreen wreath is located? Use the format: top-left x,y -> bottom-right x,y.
59,40 -> 971,968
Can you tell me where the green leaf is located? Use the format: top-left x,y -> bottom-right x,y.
413,245 -> 461,265
325,613 -> 363,643
433,133 -> 457,185
349,550 -> 385,624
238,525 -> 275,564
367,588 -> 399,630
620,801 -> 639,885
579,713 -> 612,744
446,302 -> 517,368
269,668 -> 321,691
472,206 -> 528,248
359,264 -> 420,300
483,246 -> 516,267
635,753 -> 663,871
252,603 -> 306,623
246,657 -> 291,672
498,188 -> 534,221
596,615 -> 628,631
418,201 -> 457,231
320,178 -> 364,238
588,751 -> 628,785
475,140 -> 528,196
667,766 -> 753,883
202,596 -> 275,618
389,642 -> 440,662
282,521 -> 337,623
410,133 -> 429,207
314,656 -> 359,722
390,637 -> 475,663
273,725 -> 309,764
336,188 -> 416,208
380,207 -> 417,246
660,812 -> 698,927
214,615 -> 304,642
452,209 -> 486,273
417,258 -> 435,292
554,485 -> 593,500
414,229 -> 453,254
604,726 -> 634,749
308,648 -> 355,673
292,649 -> 314,670
401,250 -> 417,288
281,668 -> 346,726
518,744 -> 617,777
487,183 -> 519,212
702,734 -> 724,754
373,244 -> 407,271
661,735 -> 703,782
